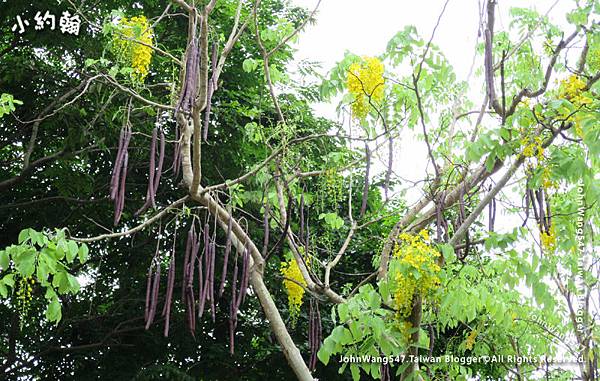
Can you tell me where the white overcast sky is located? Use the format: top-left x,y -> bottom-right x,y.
290,0 -> 573,117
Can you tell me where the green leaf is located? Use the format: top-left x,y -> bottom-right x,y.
350,363 -> 360,381
242,58 -> 258,73
0,282 -> 7,298
338,303 -> 349,321
78,244 -> 89,263
18,229 -> 30,244
14,249 -> 36,277
66,274 -> 80,293
0,250 -> 9,270
46,296 -> 62,322
66,241 -> 78,263
317,340 -> 332,365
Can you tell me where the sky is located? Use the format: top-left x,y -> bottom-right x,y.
290,0 -> 572,94
287,0 -> 576,204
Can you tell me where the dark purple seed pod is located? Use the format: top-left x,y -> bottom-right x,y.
230,251 -> 239,317
236,245 -> 250,311
110,127 -> 126,200
219,216 -> 233,297
144,264 -> 153,324
114,152 -> 128,225
152,128 -> 165,202
262,203 -> 270,258
209,236 -> 216,322
182,224 -> 194,301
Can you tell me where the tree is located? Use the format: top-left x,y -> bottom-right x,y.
0,0 -> 598,380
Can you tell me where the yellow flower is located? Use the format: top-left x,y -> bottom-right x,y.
465,329 -> 478,350
280,256 -> 308,325
540,225 -> 556,253
347,56 -> 385,120
391,230 -> 441,318
111,15 -> 154,82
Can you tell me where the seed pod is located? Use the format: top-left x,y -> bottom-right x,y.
163,248 -> 175,337
110,127 -> 126,200
545,191 -> 552,229
299,194 -> 305,243
385,134 -> 393,200
209,236 -> 216,322
203,43 -> 218,141
488,197 -> 496,232
144,264 -> 153,324
199,223 -> 210,317
236,245 -> 249,311
152,128 -> 166,201
219,216 -> 233,298
113,152 -> 128,225
360,143 -> 371,218
522,189 -> 530,227
181,224 -> 194,301
529,189 -> 540,228
262,203 -> 270,258
145,260 -> 161,330
536,189 -> 547,233
135,128 -> 158,216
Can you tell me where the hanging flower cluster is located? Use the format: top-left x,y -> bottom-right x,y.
559,74 -> 591,106
111,15 -> 154,82
391,230 -> 441,318
16,276 -> 35,321
280,255 -> 308,325
540,224 -> 557,253
465,329 -> 478,350
557,74 -> 593,137
347,56 -> 385,120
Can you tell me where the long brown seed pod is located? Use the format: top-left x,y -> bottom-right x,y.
229,252 -> 240,355
488,197 -> 496,232
175,15 -> 199,114
545,191 -> 552,229
181,224 -> 194,301
522,189 -> 530,227
144,263 -> 153,324
299,193 -> 305,242
202,43 -> 218,141
536,189 -> 547,233
219,216 -> 233,298
138,128 -> 158,215
114,152 -> 128,225
262,202 -> 270,258
209,236 -> 216,322
360,143 -> 371,218
199,223 -> 210,317
230,251 -> 239,317
529,189 -> 540,228
236,245 -> 249,311
152,127 -> 165,202
163,249 -> 175,337
145,260 -> 161,330
111,124 -> 132,201
110,127 -> 125,200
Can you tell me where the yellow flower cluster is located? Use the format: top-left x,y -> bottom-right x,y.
540,225 -> 556,253
392,230 -> 441,318
557,75 -> 593,137
465,329 -> 478,350
112,15 -> 154,82
520,134 -> 544,161
347,56 -> 385,120
280,256 -> 308,325
17,276 -> 35,318
559,75 -> 591,106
